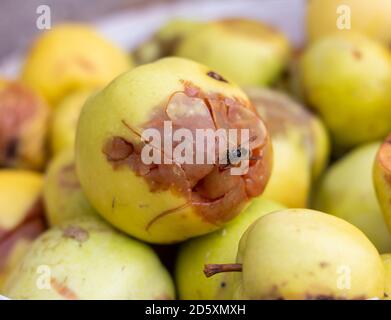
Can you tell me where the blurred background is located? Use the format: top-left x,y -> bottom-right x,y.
0,0 -> 166,58
0,0 -> 305,63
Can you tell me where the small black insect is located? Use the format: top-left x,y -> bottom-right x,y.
207,71 -> 228,83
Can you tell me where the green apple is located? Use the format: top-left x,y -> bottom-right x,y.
205,209 -> 384,300
176,18 -> 290,87
176,197 -> 284,299
75,57 -> 272,243
43,148 -> 97,226
314,142 -> 391,253
3,216 -> 175,299
300,33 -> 391,150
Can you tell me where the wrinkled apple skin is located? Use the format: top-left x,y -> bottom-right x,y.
43,148 -> 97,226
3,216 -> 175,300
76,57 -> 272,244
235,209 -> 384,300
21,24 -> 133,106
314,143 -> 391,253
176,19 -> 290,87
0,80 -> 50,170
307,0 -> 391,46
246,88 -> 329,207
300,33 -> 391,150
0,170 -> 46,290
176,197 -> 284,300
50,89 -> 96,156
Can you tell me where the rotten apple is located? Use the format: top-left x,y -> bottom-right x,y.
75,57 -> 272,243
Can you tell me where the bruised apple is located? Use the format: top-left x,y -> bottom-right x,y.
21,24 -> 133,106
76,57 -> 272,243
246,88 -> 329,207
0,80 -> 50,169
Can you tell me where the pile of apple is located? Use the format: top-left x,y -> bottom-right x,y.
2,0 -> 391,300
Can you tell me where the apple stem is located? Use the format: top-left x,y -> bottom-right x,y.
203,263 -> 243,277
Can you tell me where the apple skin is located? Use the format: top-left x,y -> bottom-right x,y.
176,197 -> 284,300
50,89 -> 96,156
314,142 -> 391,253
372,134 -> 391,238
133,19 -> 202,65
300,32 -> 391,150
307,0 -> 391,46
2,216 -> 175,300
43,148 -> 97,226
176,18 -> 290,87
0,170 -> 46,291
246,88 -> 329,208
21,24 -> 133,106
235,209 -> 384,300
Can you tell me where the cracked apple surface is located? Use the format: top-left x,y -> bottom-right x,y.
76,57 -> 272,243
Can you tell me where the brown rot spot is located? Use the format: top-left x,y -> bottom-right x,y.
319,261 -> 329,268
352,49 -> 362,60
50,277 -> 78,300
220,281 -> 226,288
4,138 -> 18,160
103,136 -> 134,161
207,71 -> 228,83
104,81 -> 272,231
62,225 -> 89,243
75,56 -> 96,73
58,163 -> 80,189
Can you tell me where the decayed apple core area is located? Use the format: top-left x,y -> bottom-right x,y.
102,76 -> 272,230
